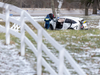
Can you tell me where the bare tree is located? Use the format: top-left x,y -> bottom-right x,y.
84,0 -> 92,15
20,0 -> 22,7
57,0 -> 63,17
51,0 -> 56,17
81,0 -> 99,15
51,0 -> 63,17
80,0 -> 93,15
93,0 -> 98,14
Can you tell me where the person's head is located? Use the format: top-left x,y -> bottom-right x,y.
46,14 -> 50,18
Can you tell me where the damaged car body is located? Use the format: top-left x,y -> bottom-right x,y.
49,16 -> 88,30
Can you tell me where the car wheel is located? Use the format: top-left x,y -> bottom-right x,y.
49,24 -> 54,30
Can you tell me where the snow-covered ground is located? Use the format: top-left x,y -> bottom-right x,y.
81,15 -> 100,29
44,39 -> 100,75
42,15 -> 100,75
0,40 -> 36,75
0,15 -> 100,75
71,48 -> 100,75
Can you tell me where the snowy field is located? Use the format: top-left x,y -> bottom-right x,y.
41,15 -> 100,75
44,31 -> 100,75
0,15 -> 100,75
0,40 -> 36,75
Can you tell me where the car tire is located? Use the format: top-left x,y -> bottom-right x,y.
49,24 -> 54,30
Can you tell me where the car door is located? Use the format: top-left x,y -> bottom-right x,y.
63,18 -> 77,29
70,19 -> 78,29
63,19 -> 71,29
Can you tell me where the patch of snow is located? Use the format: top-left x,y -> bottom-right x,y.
72,36 -> 76,38
71,48 -> 100,75
0,40 -> 36,75
87,34 -> 100,36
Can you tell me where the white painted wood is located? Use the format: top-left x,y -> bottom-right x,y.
0,2 -> 4,7
24,11 -> 41,29
9,5 -> 22,14
0,14 -> 6,20
58,48 -> 65,75
0,25 -> 6,32
25,24 -> 70,75
43,30 -> 62,51
25,24 -> 37,42
42,58 -> 57,75
0,25 -> 71,75
20,11 -> 25,56
9,29 -> 21,38
64,51 -> 86,75
0,14 -> 21,25
37,29 -> 42,75
9,30 -> 57,75
9,17 -> 21,25
11,23 -> 20,32
24,37 -> 57,75
0,2 -> 22,14
42,44 -> 70,75
5,5 -> 10,45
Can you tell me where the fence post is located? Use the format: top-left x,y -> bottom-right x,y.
5,5 -> 10,45
58,48 -> 65,75
20,11 -> 25,56
37,29 -> 42,75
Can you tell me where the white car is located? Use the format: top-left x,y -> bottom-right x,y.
49,16 -> 88,30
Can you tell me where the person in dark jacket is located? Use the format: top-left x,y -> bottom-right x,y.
44,15 -> 51,29
49,13 -> 54,20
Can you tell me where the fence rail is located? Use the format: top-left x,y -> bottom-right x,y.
0,2 -> 86,75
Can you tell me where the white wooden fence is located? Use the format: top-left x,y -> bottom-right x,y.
0,2 -> 86,75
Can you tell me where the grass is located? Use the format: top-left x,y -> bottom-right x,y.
46,28 -> 100,53
0,21 -> 100,52
0,33 -> 5,40
0,21 -> 100,74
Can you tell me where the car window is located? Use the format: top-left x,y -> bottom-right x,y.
65,19 -> 76,24
71,20 -> 77,24
65,19 -> 71,23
